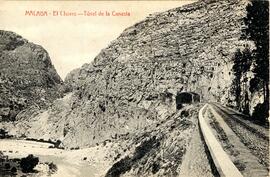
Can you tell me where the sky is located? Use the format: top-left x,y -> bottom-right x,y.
0,1 -> 195,79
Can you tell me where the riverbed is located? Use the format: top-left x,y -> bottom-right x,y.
0,139 -> 111,177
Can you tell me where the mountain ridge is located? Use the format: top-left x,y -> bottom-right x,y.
0,30 -> 63,122
3,0 -> 257,148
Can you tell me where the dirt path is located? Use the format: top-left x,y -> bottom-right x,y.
178,118 -> 217,177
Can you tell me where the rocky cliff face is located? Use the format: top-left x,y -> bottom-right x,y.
4,0 -> 262,147
0,30 -> 63,121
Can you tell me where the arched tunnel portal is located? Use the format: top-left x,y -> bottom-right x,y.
176,92 -> 200,110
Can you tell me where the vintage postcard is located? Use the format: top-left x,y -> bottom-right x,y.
0,0 -> 269,177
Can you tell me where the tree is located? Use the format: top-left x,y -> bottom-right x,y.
20,154 -> 39,173
232,49 -> 243,108
241,0 -> 269,123
231,48 -> 252,112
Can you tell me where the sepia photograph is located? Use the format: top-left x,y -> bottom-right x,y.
0,0 -> 269,176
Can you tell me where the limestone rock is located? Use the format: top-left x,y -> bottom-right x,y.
8,0 -> 255,148
0,30 -> 63,121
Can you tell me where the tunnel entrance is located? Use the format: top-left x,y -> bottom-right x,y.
176,92 -> 200,110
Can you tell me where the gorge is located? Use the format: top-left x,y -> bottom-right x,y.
0,0 -> 269,176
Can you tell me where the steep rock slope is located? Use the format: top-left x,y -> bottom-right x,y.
10,0 -> 254,147
0,31 -> 63,121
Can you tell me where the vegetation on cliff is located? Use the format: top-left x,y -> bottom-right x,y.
231,0 -> 269,124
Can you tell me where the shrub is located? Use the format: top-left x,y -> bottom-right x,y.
11,167 -> 17,173
4,163 -> 11,169
20,154 -> 39,173
152,162 -> 160,174
0,129 -> 8,138
252,101 -> 269,125
54,140 -> 62,148
181,110 -> 189,117
48,162 -> 57,173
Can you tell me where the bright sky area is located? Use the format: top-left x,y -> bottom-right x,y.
0,1 -> 195,79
